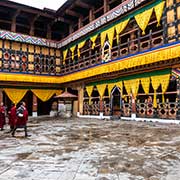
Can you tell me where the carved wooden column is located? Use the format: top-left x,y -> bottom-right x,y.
176,77 -> 180,119
99,97 -> 104,119
77,86 -> 84,116
131,94 -> 136,119
11,10 -> 20,32
78,16 -> 83,29
103,0 -> 109,13
69,24 -> 74,34
89,8 -> 94,22
32,94 -> 38,117
47,24 -> 52,39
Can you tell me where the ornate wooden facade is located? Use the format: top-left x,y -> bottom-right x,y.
0,0 -> 180,120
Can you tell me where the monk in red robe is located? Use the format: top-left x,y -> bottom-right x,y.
0,102 -> 6,131
12,101 -> 29,137
8,103 -> 17,132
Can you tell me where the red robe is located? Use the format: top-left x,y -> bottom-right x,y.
8,106 -> 17,127
15,106 -> 28,127
0,106 -> 5,129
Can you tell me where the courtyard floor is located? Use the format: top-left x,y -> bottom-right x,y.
0,117 -> 180,180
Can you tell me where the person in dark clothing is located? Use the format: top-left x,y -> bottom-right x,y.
12,101 -> 29,137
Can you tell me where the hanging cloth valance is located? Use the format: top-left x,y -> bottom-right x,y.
32,89 -> 56,102
90,35 -> 98,49
101,30 -> 108,48
135,8 -> 153,35
78,41 -> 86,57
131,79 -> 140,98
115,19 -> 130,43
63,49 -> 68,64
116,81 -> 123,93
160,74 -> 170,103
55,90 -> 63,96
96,84 -> 107,98
151,76 -> 161,108
108,83 -> 115,97
154,1 -> 165,26
86,86 -> 94,97
4,88 -> 28,105
123,80 -> 132,95
70,46 -> 76,60
106,27 -> 115,48
141,77 -> 150,94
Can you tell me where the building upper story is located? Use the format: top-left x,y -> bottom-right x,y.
0,0 -> 179,87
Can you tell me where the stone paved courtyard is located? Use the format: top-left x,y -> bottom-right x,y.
0,117 -> 180,180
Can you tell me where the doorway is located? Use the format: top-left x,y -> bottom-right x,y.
111,87 -> 122,116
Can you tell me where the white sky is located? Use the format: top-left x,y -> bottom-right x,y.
9,0 -> 67,10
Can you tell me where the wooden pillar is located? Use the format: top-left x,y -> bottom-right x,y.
47,24 -> 52,39
29,25 -> 35,36
77,86 -> 84,116
176,77 -> 180,119
69,24 -> 74,34
103,0 -> 109,14
89,8 -> 94,22
11,18 -> 16,32
131,94 -> 136,119
99,97 -> 104,118
32,94 -> 38,117
78,16 -> 83,29
0,89 -> 3,103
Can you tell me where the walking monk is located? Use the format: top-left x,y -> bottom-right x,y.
8,103 -> 16,132
0,102 -> 6,131
12,101 -> 29,137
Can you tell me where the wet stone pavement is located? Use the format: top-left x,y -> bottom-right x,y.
0,117 -> 180,180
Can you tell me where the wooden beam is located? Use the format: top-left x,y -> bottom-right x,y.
103,0 -> 109,13
0,1 -> 54,19
54,17 -> 73,24
75,0 -> 93,9
65,9 -> 81,18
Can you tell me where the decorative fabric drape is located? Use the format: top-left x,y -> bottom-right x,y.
135,8 -> 153,35
101,30 -> 108,48
115,19 -> 130,43
70,46 -> 76,60
151,76 -> 161,108
131,79 -> 140,98
63,49 -> 68,64
160,74 -> 170,103
32,89 -> 56,102
4,88 -> 28,105
141,77 -> 150,94
106,27 -> 115,48
78,41 -> 86,57
86,86 -> 94,97
124,80 -> 131,95
90,35 -> 98,49
55,90 -> 63,96
96,84 -> 107,98
154,1 -> 165,26
108,83 -> 115,97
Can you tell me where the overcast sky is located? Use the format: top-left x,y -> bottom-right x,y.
9,0 -> 67,10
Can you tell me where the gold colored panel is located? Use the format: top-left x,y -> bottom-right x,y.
177,6 -> 180,19
42,47 -> 49,55
56,58 -> 60,65
0,50 -> 2,58
12,42 -> 20,51
29,45 -> 34,53
177,0 -> 180,3
50,49 -> 54,56
4,41 -> 10,49
168,26 -> 176,36
16,55 -> 20,61
166,0 -> 173,7
56,67 -> 61,73
28,54 -> 34,62
22,44 -> 27,52
35,46 -> 40,54
167,10 -> 175,23
56,50 -> 60,56
0,40 -> 2,48
28,64 -> 34,71
0,61 -> 2,67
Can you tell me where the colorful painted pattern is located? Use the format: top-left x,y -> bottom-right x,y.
0,30 -> 57,48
